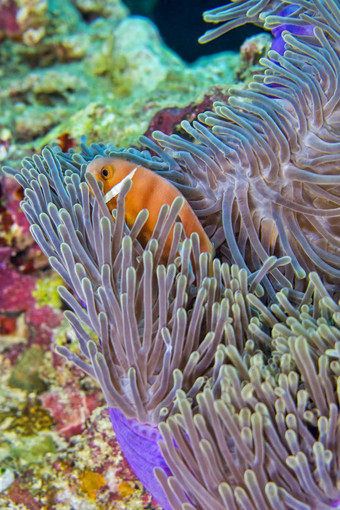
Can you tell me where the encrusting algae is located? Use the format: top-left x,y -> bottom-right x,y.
78,468 -> 107,501
0,395 -> 53,437
32,273 -> 64,309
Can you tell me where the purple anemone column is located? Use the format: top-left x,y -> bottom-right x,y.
271,4 -> 315,55
109,408 -> 172,510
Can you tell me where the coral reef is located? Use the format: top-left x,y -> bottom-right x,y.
0,0 -> 239,168
2,0 -> 340,509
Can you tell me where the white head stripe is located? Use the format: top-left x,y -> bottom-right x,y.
104,167 -> 138,203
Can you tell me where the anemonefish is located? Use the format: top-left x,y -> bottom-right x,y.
86,157 -> 213,263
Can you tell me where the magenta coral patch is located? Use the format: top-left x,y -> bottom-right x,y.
41,386 -> 91,438
0,0 -> 20,36
0,263 -> 36,312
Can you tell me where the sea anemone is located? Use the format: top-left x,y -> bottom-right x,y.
144,0 -> 340,296
156,271 -> 340,509
3,145 -> 289,508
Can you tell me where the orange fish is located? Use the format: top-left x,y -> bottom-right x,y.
86,157 -> 213,263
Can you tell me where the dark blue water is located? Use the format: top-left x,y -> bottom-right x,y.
123,0 -> 263,61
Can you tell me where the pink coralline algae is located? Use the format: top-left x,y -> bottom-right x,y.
40,384 -> 102,439
0,0 -> 48,45
0,176 -> 57,346
6,480 -> 42,510
0,247 -> 63,350
1,176 -> 31,237
144,89 -> 230,139
25,305 -> 63,347
0,250 -> 36,312
0,0 -> 20,39
0,176 -> 46,274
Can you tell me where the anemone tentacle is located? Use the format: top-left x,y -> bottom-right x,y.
156,272 -> 340,509
140,0 -> 340,295
8,146 -> 286,426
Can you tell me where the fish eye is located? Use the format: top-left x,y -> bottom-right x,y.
101,166 -> 111,179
